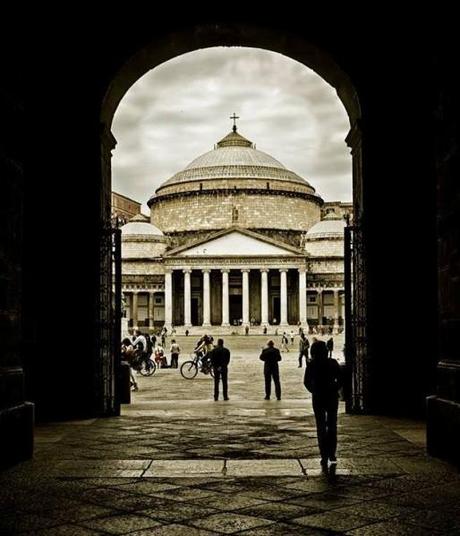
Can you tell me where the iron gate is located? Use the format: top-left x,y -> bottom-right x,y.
95,226 -> 122,416
344,225 -> 369,413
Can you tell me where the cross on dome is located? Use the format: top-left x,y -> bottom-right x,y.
230,113 -> 240,132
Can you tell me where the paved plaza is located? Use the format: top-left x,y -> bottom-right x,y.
1,335 -> 460,535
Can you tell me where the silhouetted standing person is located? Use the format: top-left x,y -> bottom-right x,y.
259,340 -> 282,400
210,338 -> 230,401
304,340 -> 342,471
298,332 -> 310,367
326,337 -> 334,358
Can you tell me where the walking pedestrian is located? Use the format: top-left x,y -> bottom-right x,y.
281,332 -> 289,352
326,337 -> 334,358
298,332 -> 310,367
304,340 -> 342,472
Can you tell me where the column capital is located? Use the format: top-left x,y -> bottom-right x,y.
279,268 -> 289,273
260,268 -> 269,273
164,268 -> 173,274
202,268 -> 211,273
241,268 -> 250,273
298,267 -> 307,273
221,268 -> 230,273
183,268 -> 192,274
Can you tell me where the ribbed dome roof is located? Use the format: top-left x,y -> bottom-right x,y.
306,217 -> 346,239
121,214 -> 164,237
157,129 -> 313,190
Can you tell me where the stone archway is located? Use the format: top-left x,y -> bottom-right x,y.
98,24 -> 366,415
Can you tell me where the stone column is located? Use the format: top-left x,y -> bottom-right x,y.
242,269 -> 250,326
260,269 -> 269,326
280,269 -> 288,325
298,268 -> 308,328
221,269 -> 230,326
164,270 -> 173,328
202,269 -> 211,327
148,291 -> 155,328
132,291 -> 138,329
317,289 -> 324,329
183,269 -> 192,327
333,289 -> 340,334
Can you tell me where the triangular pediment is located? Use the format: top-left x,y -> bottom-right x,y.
167,228 -> 301,257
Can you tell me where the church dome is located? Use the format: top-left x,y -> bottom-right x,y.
121,213 -> 164,237
304,214 -> 346,257
148,124 -> 323,236
156,129 -> 314,191
306,215 -> 346,239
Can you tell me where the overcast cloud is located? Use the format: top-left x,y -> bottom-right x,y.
112,47 -> 352,213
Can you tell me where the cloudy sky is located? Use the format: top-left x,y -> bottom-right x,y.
112,47 -> 352,213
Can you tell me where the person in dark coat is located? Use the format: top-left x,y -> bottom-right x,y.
326,337 -> 334,358
298,333 -> 310,367
304,340 -> 342,471
259,340 -> 282,400
210,338 -> 230,401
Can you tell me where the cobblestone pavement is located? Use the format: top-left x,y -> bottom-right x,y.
2,336 -> 460,535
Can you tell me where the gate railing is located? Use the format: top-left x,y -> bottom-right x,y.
95,226 -> 122,416
344,225 -> 369,413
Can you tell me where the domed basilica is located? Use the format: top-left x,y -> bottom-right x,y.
119,124 -> 351,333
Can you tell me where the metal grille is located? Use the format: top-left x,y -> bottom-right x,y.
95,226 -> 121,416
344,225 -> 369,413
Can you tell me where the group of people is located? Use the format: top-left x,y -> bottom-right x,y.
122,329 -> 341,470
120,328 -> 183,390
209,337 -> 342,472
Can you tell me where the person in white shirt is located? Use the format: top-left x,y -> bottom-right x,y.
170,339 -> 181,369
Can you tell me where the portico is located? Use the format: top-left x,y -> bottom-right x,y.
162,227 -> 310,330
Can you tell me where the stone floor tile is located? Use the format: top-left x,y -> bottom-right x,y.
285,492 -> 362,510
345,518 -> 447,535
234,522 -> 332,535
127,523 -> 219,535
107,480 -> 182,495
142,504 -> 218,523
150,486 -> 222,502
331,501 -> 420,522
398,507 -> 460,532
238,501 -> 320,521
77,513 -> 163,534
291,511 -> 373,531
143,459 -> 224,477
195,492 -> 269,511
190,512 -> 274,533
225,459 -> 302,476
22,525 -> 107,535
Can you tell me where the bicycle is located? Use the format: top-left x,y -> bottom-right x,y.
132,352 -> 157,376
180,351 -> 215,380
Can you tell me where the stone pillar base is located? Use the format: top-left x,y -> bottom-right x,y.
0,402 -> 34,469
427,395 -> 460,468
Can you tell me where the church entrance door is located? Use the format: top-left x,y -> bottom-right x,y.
229,295 -> 242,326
272,297 -> 280,324
191,298 -> 199,326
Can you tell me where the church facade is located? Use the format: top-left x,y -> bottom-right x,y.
120,126 -> 351,334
